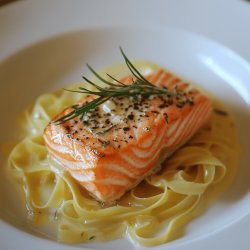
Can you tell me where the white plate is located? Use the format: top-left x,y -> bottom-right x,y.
1,1 -> 250,250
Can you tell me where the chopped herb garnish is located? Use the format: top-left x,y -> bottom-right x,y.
214,108 -> 228,116
54,210 -> 58,219
96,125 -> 116,135
164,112 -> 169,123
89,235 -> 96,240
98,139 -> 110,148
55,47 -> 174,125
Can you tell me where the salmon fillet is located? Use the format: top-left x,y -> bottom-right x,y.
43,69 -> 212,203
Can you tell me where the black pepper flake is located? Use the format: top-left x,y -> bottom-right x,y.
123,117 -> 128,123
123,127 -> 130,132
158,104 -> 167,109
128,113 -> 134,120
189,100 -> 194,106
158,96 -> 163,102
105,119 -> 110,125
168,99 -> 174,105
176,102 -> 184,108
129,135 -> 134,139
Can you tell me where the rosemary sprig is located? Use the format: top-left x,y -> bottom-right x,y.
55,47 -> 172,124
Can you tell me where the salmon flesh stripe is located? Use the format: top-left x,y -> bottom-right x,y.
43,69 -> 212,202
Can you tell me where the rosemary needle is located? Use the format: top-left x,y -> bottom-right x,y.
55,47 -> 173,125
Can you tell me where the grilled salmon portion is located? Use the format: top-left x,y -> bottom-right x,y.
43,69 -> 212,202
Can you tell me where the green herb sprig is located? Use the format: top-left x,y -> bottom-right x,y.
55,47 -> 172,124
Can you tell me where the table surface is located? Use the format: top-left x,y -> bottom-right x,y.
0,0 -> 250,63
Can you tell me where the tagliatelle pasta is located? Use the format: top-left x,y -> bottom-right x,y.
7,62 -> 240,247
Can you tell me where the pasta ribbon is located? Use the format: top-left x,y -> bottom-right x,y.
7,62 -> 240,246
